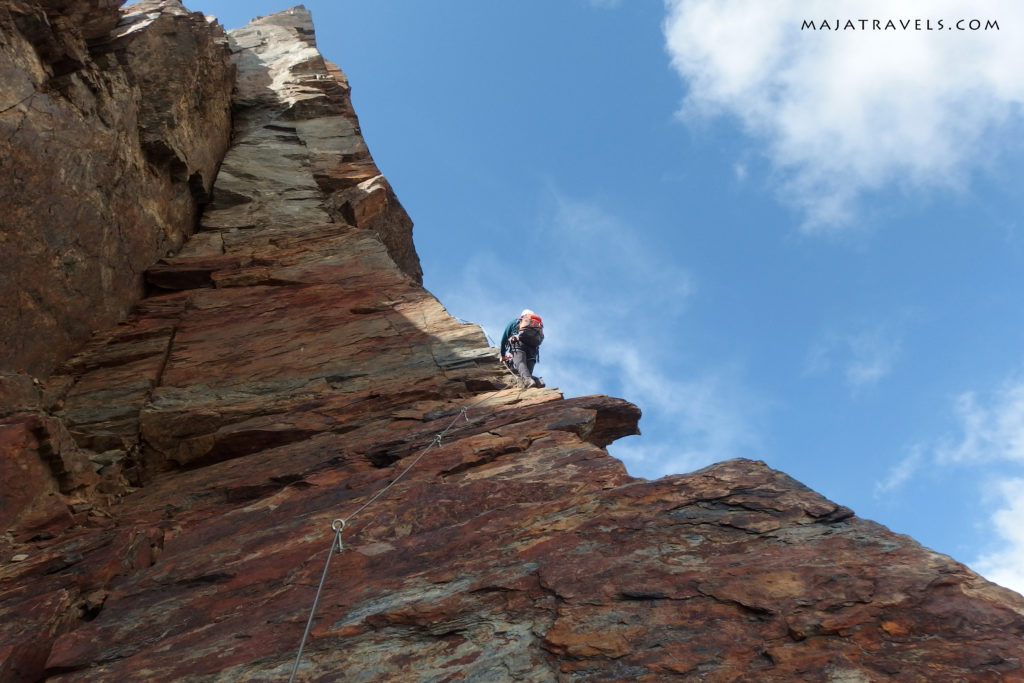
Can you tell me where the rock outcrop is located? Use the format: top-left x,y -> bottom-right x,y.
2,4 -> 1023,682
0,0 -> 234,378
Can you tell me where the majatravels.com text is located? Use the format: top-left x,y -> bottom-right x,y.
802,19 -> 999,31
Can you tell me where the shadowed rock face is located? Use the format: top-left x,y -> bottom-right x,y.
0,0 -> 235,378
1,5 -> 1023,683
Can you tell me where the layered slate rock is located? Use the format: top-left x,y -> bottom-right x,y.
0,0 -> 234,377
1,5 -> 1023,683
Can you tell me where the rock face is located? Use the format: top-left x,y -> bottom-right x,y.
2,4 -> 1024,682
0,0 -> 234,378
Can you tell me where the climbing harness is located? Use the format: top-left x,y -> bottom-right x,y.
486,330 -> 537,390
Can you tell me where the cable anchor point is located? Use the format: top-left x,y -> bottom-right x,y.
332,518 -> 345,553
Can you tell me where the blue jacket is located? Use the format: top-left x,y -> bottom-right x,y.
500,318 -> 519,357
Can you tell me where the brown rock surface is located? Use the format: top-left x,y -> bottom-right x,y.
0,0 -> 234,377
1,5 -> 1023,683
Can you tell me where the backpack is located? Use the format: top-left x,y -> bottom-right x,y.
517,313 -> 544,346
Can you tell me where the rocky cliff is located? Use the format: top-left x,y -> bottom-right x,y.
0,0 -> 234,378
2,3 -> 1023,682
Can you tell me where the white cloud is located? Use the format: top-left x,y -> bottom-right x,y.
875,445 -> 924,495
937,380 -> 1024,464
805,326 -> 901,391
845,333 -> 900,389
884,373 -> 1024,594
972,477 -> 1024,595
663,0 -> 1024,230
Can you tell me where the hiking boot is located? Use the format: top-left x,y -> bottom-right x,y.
522,378 -> 536,389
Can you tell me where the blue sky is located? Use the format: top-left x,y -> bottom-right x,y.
191,0 -> 1024,595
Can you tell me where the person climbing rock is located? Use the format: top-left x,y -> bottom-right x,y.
500,309 -> 545,388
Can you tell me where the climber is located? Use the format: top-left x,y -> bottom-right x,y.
500,309 -> 545,388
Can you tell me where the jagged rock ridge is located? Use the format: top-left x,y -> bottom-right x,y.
1,3 -> 1023,682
